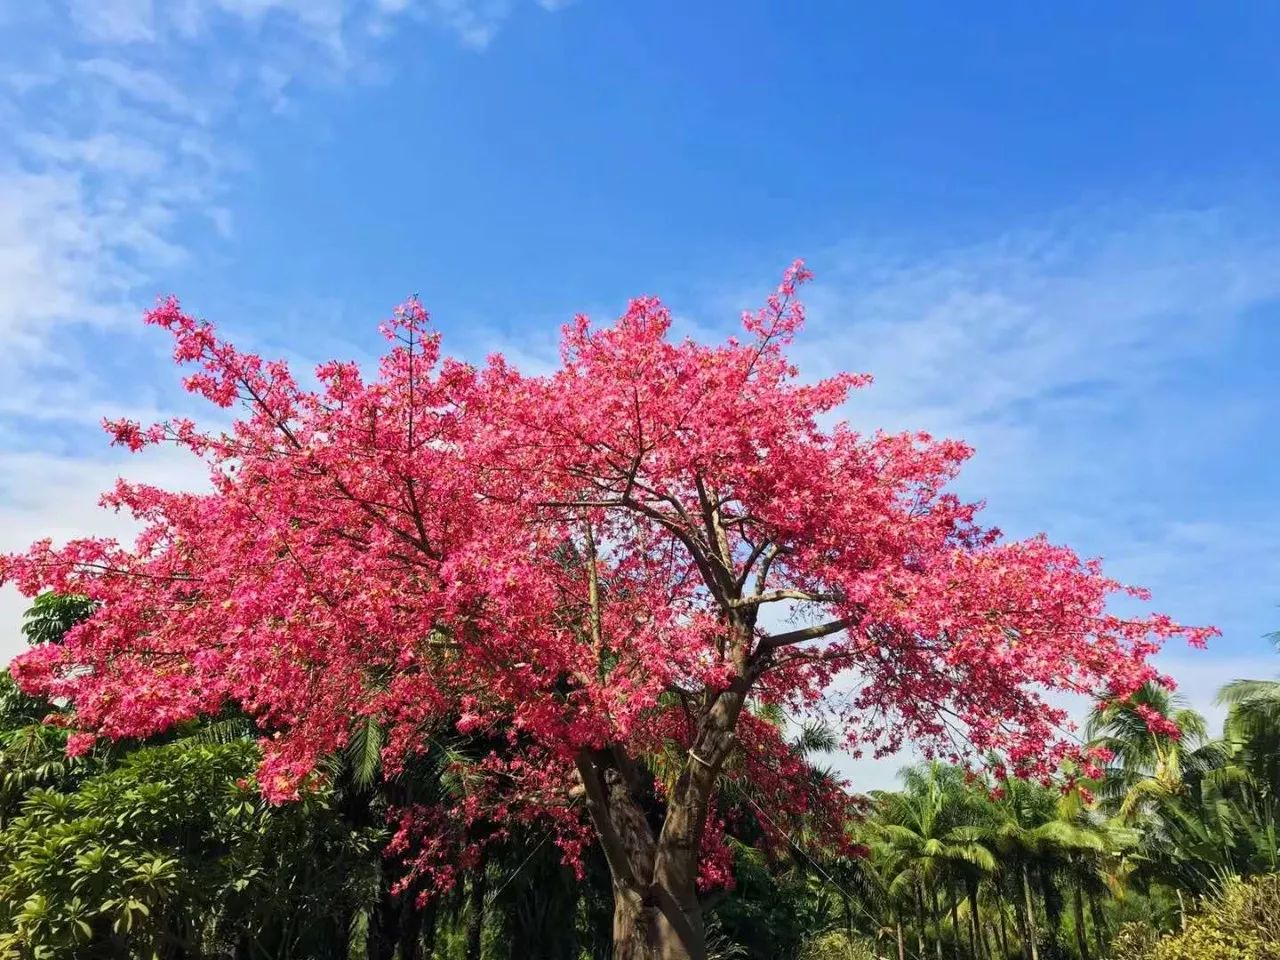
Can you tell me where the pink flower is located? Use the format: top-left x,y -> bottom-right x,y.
0,266 -> 1212,907
65,732 -> 96,757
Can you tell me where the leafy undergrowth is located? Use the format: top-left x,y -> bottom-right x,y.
1115,873 -> 1280,959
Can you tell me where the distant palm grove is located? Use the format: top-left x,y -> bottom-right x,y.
1,593 -> 1278,960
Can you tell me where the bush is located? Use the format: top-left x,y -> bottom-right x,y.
1111,920 -> 1160,959
797,930 -> 879,960
1113,874 -> 1280,960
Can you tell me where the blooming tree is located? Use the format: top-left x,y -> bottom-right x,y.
1,264 -> 1212,960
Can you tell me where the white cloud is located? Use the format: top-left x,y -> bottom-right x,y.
750,213 -> 1268,585
748,208 -> 1280,791
0,447 -> 210,663
0,0 -> 582,657
68,0 -> 157,44
798,210 -> 1279,434
79,59 -> 207,122
0,170 -> 151,350
0,0 -> 574,403
60,0 -> 567,56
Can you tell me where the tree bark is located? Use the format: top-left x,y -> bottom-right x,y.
931,884 -> 944,960
1013,888 -> 1031,960
966,881 -> 982,960
1020,864 -> 1039,960
1088,894 -> 1106,960
576,745 -> 718,960
1071,877 -> 1090,960
896,918 -> 907,960
465,865 -> 488,960
996,894 -> 1009,960
916,879 -> 928,960
947,882 -> 962,960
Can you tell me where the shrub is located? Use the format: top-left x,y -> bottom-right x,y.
1111,920 -> 1160,959
1114,874 -> 1280,960
798,930 -> 880,960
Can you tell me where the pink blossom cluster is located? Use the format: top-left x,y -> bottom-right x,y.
0,263 -> 1214,889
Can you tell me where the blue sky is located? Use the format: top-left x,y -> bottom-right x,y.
1,2 -> 1278,787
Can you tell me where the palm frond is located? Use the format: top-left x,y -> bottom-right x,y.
345,716 -> 385,792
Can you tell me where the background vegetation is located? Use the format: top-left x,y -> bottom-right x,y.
2,595 -> 1278,959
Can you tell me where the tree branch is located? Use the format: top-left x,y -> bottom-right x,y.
729,589 -> 839,610
758,617 -> 851,651
573,751 -> 641,891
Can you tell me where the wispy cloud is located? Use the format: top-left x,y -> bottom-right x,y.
0,0 -> 580,650
792,208 -> 1280,622
746,207 -> 1280,789
0,0 -> 572,368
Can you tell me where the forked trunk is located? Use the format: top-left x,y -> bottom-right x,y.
576,750 -> 711,960
611,886 -> 703,960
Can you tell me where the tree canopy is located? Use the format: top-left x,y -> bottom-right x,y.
0,264 -> 1212,959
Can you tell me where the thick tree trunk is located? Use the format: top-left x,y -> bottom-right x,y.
896,918 -> 907,960
576,749 -> 711,960
996,895 -> 1009,960
610,888 -> 700,960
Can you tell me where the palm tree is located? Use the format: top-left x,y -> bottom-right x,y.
975,774 -> 1122,960
1086,682 -> 1217,823
874,763 -> 995,960
1218,629 -> 1280,802
1085,681 -> 1274,908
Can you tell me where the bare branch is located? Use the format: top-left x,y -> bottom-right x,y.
583,520 -> 604,655
759,617 -> 851,651
729,589 -> 839,610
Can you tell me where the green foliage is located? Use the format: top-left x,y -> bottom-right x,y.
0,737 -> 384,959
5,592 -> 1280,960
1112,920 -> 1161,958
19,593 -> 97,647
796,930 -> 877,960
1115,874 -> 1280,960
0,739 -> 256,957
